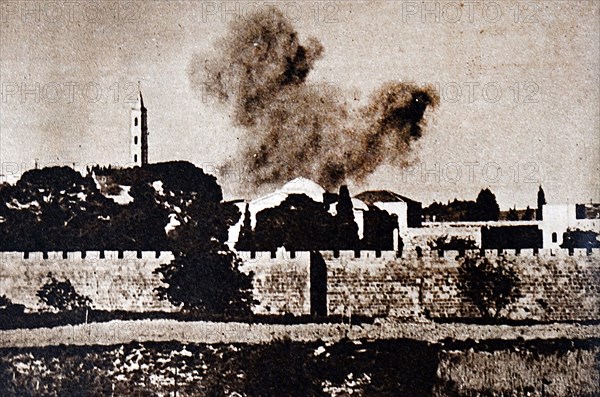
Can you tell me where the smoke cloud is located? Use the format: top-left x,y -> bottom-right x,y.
189,7 -> 439,190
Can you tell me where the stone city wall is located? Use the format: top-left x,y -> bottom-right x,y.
1,249 -> 598,321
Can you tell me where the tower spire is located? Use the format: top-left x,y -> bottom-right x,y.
138,81 -> 146,110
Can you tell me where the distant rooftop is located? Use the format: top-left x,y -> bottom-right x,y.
577,203 -> 600,219
355,190 -> 420,206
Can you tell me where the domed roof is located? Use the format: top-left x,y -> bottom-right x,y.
279,177 -> 325,202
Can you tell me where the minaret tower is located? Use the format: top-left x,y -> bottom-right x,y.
130,87 -> 148,167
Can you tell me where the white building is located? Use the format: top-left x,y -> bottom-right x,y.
227,178 -> 327,248
226,179 -> 415,251
542,204 -> 600,249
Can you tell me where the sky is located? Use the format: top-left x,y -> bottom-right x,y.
1,0 -> 598,208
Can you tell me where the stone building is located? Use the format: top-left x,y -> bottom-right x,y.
542,204 -> 600,249
226,178 -> 420,252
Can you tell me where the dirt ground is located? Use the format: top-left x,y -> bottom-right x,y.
1,318 -> 598,348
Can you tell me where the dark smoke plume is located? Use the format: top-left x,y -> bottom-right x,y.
189,7 -> 439,190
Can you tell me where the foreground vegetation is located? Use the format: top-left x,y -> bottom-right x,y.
0,338 -> 597,397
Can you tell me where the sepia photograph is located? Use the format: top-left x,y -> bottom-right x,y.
0,0 -> 599,395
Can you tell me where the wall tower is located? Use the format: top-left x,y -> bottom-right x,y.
130,89 -> 148,167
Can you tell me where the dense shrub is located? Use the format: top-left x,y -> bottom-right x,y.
427,235 -> 478,252
458,255 -> 522,320
561,229 -> 600,249
36,273 -> 91,312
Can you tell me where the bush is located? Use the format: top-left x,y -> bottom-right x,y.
457,255 -> 522,320
155,249 -> 255,318
427,235 -> 477,252
36,272 -> 92,312
0,295 -> 25,316
0,295 -> 11,309
560,229 -> 600,249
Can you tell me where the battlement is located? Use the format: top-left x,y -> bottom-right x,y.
0,248 -> 597,263
234,247 -> 599,262
0,251 -> 174,261
0,251 -> 175,313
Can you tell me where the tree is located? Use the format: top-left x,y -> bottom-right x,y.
424,199 -> 478,222
37,273 -> 91,312
0,166 -> 117,251
536,186 -> 546,220
522,205 -> 535,221
111,182 -> 169,250
507,206 -> 519,221
155,245 -> 255,316
153,169 -> 255,317
473,188 -> 500,221
253,194 -> 337,251
457,255 -> 522,320
235,203 -> 256,251
361,206 -> 398,250
332,185 -> 360,250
